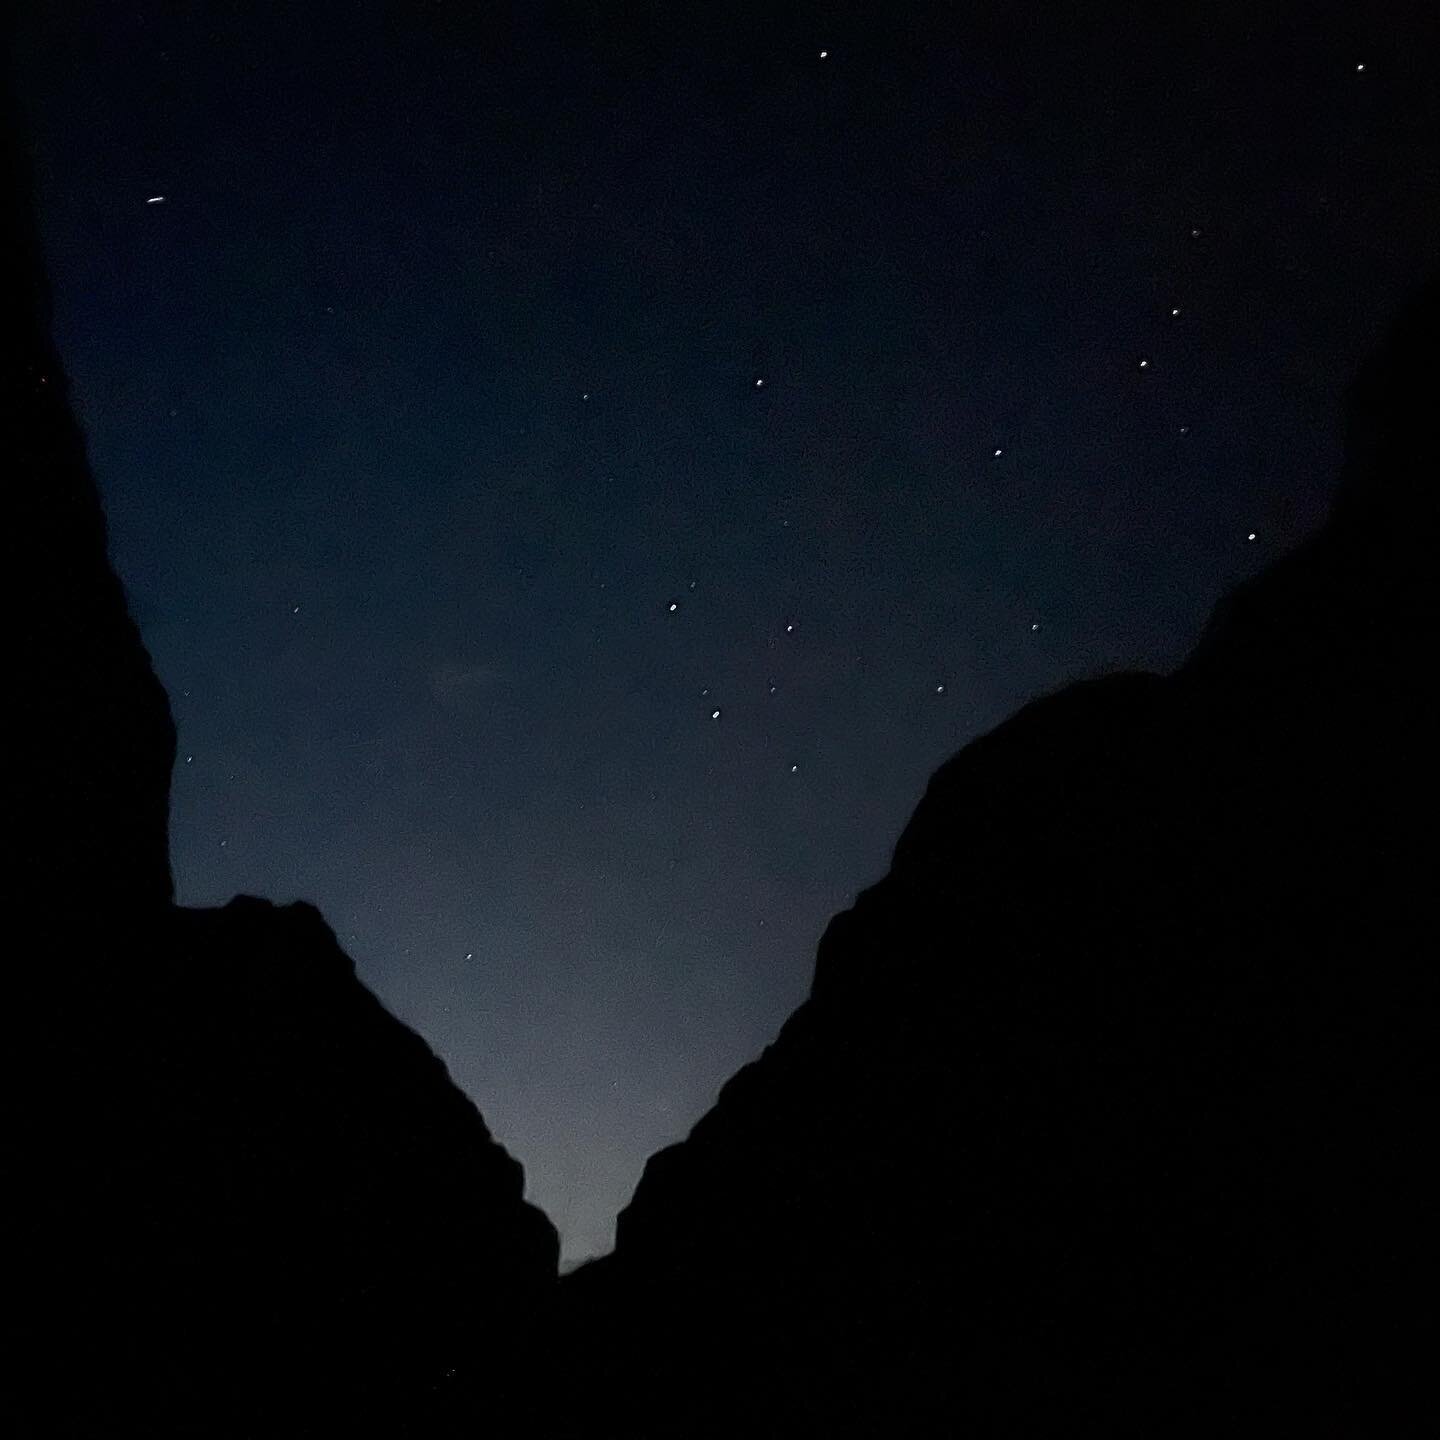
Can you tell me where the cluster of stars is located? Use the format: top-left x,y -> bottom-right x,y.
622,273 -> 1114,750
147,87 -> 1277,860
653,553 -> 1051,765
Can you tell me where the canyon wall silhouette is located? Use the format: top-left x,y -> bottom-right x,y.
10,58 -> 1436,1436
8,100 -> 558,1438
547,280 -> 1437,1435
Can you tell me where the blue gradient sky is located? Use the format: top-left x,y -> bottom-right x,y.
16,0 -> 1437,1260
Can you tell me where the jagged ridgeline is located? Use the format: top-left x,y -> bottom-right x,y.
9,49 -> 1435,1437
542,276 -> 1437,1436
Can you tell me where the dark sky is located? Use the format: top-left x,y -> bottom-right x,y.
15,1 -> 1437,1262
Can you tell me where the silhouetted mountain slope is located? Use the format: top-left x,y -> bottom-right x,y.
11,28 -> 1437,1432
24,897 -> 559,1437
7,84 -> 174,914
7,84 -> 558,1439
553,278 -> 1437,1435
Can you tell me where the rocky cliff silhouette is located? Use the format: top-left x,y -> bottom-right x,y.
10,56 -> 1436,1437
547,279 -> 1437,1434
7,97 -> 558,1438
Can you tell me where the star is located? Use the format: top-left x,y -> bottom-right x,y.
146,195 -> 165,204
755,378 -> 765,387
465,952 -> 474,961
711,708 -> 721,720
1247,532 -> 1257,541
819,50 -> 828,59
1355,62 -> 1366,73
668,601 -> 678,612
1170,307 -> 1181,316
1139,358 -> 1149,369
790,764 -> 799,773
993,447 -> 1003,457
935,684 -> 945,694
785,623 -> 794,633
1030,622 -> 1041,632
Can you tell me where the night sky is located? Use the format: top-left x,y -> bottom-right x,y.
14,1 -> 1437,1263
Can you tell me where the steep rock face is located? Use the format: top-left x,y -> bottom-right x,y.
7,87 -> 175,914
556,279 -> 1437,1435
25,898 -> 559,1436
7,92 -> 558,1437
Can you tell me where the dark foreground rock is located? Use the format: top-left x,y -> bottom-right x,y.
549,278 -> 1437,1435
10,41 -> 1436,1436
21,898 -> 559,1437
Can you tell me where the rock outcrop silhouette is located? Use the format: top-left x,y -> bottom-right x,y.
8,91 -> 557,1438
11,46 -> 1436,1436
550,279 -> 1437,1435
